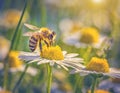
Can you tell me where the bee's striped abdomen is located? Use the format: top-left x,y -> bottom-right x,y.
29,35 -> 38,52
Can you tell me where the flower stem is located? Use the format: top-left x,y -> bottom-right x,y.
74,75 -> 83,93
47,64 -> 52,93
3,58 -> 9,90
12,64 -> 29,93
83,46 -> 92,65
91,76 -> 97,93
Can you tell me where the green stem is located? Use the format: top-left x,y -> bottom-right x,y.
12,64 -> 29,93
83,46 -> 92,65
74,75 -> 83,93
47,64 -> 52,93
91,76 -> 97,93
3,58 -> 9,90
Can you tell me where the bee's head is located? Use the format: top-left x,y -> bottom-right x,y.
49,31 -> 56,45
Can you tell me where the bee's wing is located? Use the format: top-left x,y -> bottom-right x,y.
23,32 -> 34,37
24,23 -> 40,30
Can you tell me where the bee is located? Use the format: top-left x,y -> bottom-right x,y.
24,23 -> 56,52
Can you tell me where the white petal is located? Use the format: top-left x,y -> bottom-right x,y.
105,73 -> 120,78
56,62 -> 69,71
62,51 -> 67,56
37,59 -> 50,65
64,58 -> 83,63
65,53 -> 79,58
64,61 -> 85,69
19,51 -> 39,56
58,62 -> 79,70
70,69 -> 100,75
110,68 -> 120,74
106,68 -> 120,78
28,58 -> 42,64
49,61 -> 55,66
19,51 -> 40,61
70,69 -> 79,74
19,55 -> 40,61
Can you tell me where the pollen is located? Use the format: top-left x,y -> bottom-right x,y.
80,27 -> 99,44
86,57 -> 109,73
88,89 -> 110,93
40,45 -> 64,60
8,51 -> 23,68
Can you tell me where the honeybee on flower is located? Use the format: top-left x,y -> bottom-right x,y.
24,23 -> 56,52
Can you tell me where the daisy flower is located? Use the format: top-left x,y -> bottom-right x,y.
71,57 -> 120,78
71,57 -> 120,93
80,27 -> 99,44
19,45 -> 83,93
60,21 -> 107,49
19,45 -> 83,71
0,9 -> 28,29
0,51 -> 37,76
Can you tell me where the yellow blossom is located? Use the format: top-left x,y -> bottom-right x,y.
86,57 -> 109,73
88,89 -> 110,93
8,51 -> 23,68
40,45 -> 64,60
80,27 -> 99,44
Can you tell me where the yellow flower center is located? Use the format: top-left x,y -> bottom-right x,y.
86,57 -> 109,73
80,27 -> 99,44
88,89 -> 110,93
40,45 -> 64,60
8,51 -> 23,68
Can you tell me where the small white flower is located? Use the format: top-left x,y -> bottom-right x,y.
70,57 -> 120,78
0,63 -> 38,76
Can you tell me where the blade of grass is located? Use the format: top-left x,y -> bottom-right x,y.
3,0 -> 28,90
10,0 -> 28,50
12,64 -> 29,93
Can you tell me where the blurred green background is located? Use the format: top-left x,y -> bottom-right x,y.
0,0 -> 120,93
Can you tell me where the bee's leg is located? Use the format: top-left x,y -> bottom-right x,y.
44,40 -> 50,47
50,41 -> 54,46
39,40 -> 42,53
